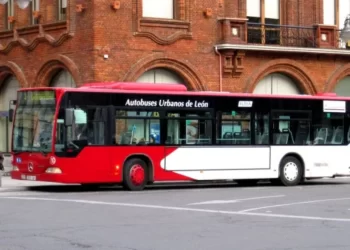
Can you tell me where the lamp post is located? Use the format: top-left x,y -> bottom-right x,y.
0,0 -> 32,9
340,14 -> 350,49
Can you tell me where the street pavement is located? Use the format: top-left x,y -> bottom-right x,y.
0,175 -> 62,191
1,177 -> 350,250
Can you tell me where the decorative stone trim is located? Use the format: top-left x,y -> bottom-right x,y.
0,61 -> 28,88
35,54 -> 81,87
0,1 -> 76,54
221,50 -> 245,78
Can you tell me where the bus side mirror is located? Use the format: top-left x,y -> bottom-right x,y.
8,109 -> 14,122
65,108 -> 74,126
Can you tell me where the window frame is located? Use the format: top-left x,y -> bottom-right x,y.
216,110 -> 252,145
133,0 -> 192,45
164,109 -> 214,145
31,0 -> 40,25
5,0 -> 14,30
142,0 -> 177,20
58,0 -> 67,21
115,108 -> 162,145
246,0 -> 281,45
323,0 -> 336,25
271,110 -> 312,145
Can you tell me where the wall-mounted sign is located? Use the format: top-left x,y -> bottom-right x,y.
238,100 -> 253,108
323,100 -> 346,113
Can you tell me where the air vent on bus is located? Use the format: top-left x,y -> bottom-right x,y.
79,82 -> 188,92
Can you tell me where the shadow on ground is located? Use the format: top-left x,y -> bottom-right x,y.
22,178 -> 350,194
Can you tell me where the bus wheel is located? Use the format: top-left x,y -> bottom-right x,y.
279,156 -> 302,186
123,158 -> 147,191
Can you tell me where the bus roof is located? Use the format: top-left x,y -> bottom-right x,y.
18,82 -> 350,101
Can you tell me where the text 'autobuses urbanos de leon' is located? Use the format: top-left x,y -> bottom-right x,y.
125,99 -> 209,108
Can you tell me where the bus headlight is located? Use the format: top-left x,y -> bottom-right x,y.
13,166 -> 19,171
45,167 -> 62,174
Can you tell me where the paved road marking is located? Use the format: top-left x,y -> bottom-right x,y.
2,196 -> 350,222
188,195 -> 285,205
238,197 -> 350,212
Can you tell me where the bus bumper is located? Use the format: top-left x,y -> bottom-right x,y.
10,171 -> 69,183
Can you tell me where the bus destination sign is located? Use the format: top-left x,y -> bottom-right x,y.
19,90 -> 55,105
125,98 -> 209,108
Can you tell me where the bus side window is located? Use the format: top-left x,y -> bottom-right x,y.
272,111 -> 311,145
115,110 -> 160,145
166,111 -> 212,145
312,113 -> 344,145
77,107 -> 105,145
217,111 -> 251,145
255,113 -> 269,145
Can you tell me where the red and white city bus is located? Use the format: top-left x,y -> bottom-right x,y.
9,82 -> 350,191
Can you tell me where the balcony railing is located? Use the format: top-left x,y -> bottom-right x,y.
247,23 -> 317,48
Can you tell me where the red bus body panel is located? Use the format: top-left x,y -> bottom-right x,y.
11,146 -> 192,183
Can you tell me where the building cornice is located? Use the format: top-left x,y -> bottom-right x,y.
215,44 -> 350,56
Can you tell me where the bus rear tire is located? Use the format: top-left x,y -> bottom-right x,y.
123,158 -> 148,191
279,156 -> 303,186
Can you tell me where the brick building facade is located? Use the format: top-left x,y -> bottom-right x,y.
0,0 -> 350,152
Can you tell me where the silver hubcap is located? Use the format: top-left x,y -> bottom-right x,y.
283,162 -> 299,182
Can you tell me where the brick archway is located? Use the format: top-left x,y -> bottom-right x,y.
325,63 -> 350,93
245,59 -> 317,94
123,54 -> 207,91
35,54 -> 81,87
0,61 -> 28,88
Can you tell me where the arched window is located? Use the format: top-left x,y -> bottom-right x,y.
253,73 -> 301,95
50,69 -> 76,88
136,68 -> 185,84
334,76 -> 350,96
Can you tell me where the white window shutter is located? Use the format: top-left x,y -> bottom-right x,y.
247,0 -> 260,17
323,0 -> 335,25
265,0 -> 279,19
142,0 -> 174,19
61,0 -> 67,8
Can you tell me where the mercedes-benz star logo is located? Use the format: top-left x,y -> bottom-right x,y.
28,162 -> 34,172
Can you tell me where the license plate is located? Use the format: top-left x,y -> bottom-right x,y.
21,175 -> 36,181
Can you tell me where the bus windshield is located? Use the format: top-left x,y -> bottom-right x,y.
12,90 -> 56,154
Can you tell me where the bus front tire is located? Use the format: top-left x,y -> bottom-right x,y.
279,156 -> 303,186
123,158 -> 148,191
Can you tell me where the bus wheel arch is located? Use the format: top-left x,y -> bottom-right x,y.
122,155 -> 154,191
278,153 -> 305,186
